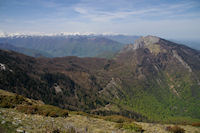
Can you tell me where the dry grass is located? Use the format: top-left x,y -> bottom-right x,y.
115,122 -> 144,132
1,108 -> 200,133
101,115 -> 134,123
0,108 -> 127,133
136,122 -> 200,133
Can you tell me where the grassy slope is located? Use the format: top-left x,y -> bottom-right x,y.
0,89 -> 141,133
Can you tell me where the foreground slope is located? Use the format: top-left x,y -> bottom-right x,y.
0,35 -> 200,123
0,89 -> 135,133
1,108 -> 200,133
0,89 -> 200,133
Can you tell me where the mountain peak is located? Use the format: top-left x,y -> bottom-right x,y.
133,35 -> 161,49
120,35 -> 162,53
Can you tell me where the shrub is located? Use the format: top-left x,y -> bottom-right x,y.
123,123 -> 144,132
103,115 -> 134,123
16,105 -> 37,114
115,122 -> 144,132
0,95 -> 26,108
115,123 -> 124,129
59,110 -> 68,117
48,111 -> 58,117
191,122 -> 200,127
71,111 -> 96,118
166,125 -> 185,133
16,104 -> 68,117
25,106 -> 38,114
52,129 -> 60,133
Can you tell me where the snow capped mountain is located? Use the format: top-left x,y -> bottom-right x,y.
0,32 -> 129,38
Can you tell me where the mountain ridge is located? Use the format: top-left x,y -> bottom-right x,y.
0,35 -> 200,123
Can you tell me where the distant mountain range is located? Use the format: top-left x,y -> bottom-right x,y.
1,34 -> 199,58
0,35 -> 139,57
1,35 -> 200,123
102,35 -> 140,44
172,39 -> 200,50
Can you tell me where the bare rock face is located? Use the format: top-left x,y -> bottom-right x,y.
118,35 -> 200,74
134,35 -> 160,49
120,35 -> 161,53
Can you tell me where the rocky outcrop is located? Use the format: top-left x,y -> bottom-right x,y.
134,35 -> 160,49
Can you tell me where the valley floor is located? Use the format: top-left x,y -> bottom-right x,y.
0,108 -> 200,133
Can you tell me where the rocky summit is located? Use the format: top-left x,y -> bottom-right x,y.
133,35 -> 160,49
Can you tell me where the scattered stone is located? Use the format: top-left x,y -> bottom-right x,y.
12,121 -> 19,125
14,117 -> 19,120
1,120 -> 6,124
16,129 -> 25,133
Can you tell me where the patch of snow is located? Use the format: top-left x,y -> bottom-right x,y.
54,84 -> 62,93
0,63 -> 6,71
16,129 -> 25,133
0,31 -> 126,37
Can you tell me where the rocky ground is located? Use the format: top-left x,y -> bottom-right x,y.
0,108 -> 200,133
0,108 -> 127,133
136,122 -> 200,133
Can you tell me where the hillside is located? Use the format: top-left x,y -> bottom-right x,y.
0,35 -> 200,124
0,89 -> 136,133
104,36 -> 200,122
0,35 -> 125,57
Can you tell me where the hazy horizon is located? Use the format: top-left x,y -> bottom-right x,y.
0,0 -> 200,40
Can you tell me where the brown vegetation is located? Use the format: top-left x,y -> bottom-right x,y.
166,125 -> 185,133
191,122 -> 200,127
0,94 -> 26,108
16,105 -> 68,117
0,89 -> 68,118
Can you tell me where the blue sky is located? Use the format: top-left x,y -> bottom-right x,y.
0,0 -> 200,40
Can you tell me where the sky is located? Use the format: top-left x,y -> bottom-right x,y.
0,0 -> 200,40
